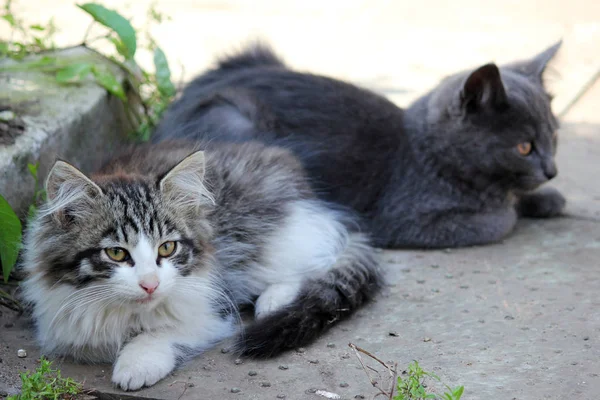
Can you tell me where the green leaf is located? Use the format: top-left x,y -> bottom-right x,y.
0,194 -> 22,282
29,24 -> 45,31
153,46 -> 175,98
91,66 -> 126,101
77,3 -> 136,58
27,162 -> 38,179
55,63 -> 93,83
107,36 -> 129,59
452,386 -> 464,399
2,14 -> 16,27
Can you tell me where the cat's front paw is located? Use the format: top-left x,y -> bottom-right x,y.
516,187 -> 566,218
112,337 -> 176,391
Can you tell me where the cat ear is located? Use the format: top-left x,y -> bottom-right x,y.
508,40 -> 562,84
461,63 -> 508,112
44,160 -> 103,221
159,151 -> 215,209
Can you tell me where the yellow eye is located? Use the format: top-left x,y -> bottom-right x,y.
517,142 -> 532,156
105,247 -> 129,262
158,241 -> 176,257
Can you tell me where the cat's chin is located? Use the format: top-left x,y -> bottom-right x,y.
134,295 -> 162,307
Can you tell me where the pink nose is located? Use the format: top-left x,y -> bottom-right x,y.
139,281 -> 159,294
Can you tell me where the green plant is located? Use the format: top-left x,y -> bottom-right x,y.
8,357 -> 83,400
72,2 -> 177,141
394,361 -> 464,400
349,344 -> 464,400
0,193 -> 21,283
1,0 -> 176,140
1,0 -> 57,58
0,162 -> 45,283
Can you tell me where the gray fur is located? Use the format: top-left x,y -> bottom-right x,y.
153,42 -> 566,248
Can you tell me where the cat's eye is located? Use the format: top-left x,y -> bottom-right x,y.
105,247 -> 129,262
517,142 -> 532,156
158,241 -> 177,257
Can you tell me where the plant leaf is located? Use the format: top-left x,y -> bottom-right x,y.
0,194 -> 22,282
453,386 -> 464,399
77,3 -> 136,58
153,46 -> 175,98
27,162 -> 38,179
91,66 -> 126,101
55,63 -> 93,83
2,14 -> 15,27
107,36 -> 129,59
29,24 -> 45,31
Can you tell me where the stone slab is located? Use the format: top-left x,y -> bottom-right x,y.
0,47 -> 131,218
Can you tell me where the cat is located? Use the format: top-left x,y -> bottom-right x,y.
153,42 -> 566,248
20,140 -> 382,391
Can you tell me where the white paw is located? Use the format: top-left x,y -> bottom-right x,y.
255,282 -> 302,319
112,336 -> 175,391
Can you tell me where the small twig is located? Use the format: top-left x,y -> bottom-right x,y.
81,21 -> 95,44
349,343 -> 392,398
388,362 -> 398,400
83,33 -> 112,46
0,289 -> 22,312
350,343 -> 395,377
168,380 -> 189,400
367,365 -> 380,374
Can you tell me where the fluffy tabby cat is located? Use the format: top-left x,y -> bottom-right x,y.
21,141 -> 381,391
153,42 -> 566,248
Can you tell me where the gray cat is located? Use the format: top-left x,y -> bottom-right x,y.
20,140 -> 381,390
153,42 -> 566,248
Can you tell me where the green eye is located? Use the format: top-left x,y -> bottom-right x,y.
158,241 -> 176,257
105,247 -> 129,262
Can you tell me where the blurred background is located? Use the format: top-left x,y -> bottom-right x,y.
2,0 -> 599,122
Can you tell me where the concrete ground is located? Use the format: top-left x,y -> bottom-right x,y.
1,1 -> 600,399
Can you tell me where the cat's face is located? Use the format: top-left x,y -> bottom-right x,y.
423,42 -> 561,192
27,152 -> 213,309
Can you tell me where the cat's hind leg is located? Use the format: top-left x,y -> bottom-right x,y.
238,200 -> 382,357
250,200 -> 345,319
255,282 -> 302,319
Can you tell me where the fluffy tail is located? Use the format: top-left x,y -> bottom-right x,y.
217,43 -> 285,72
236,233 -> 383,358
